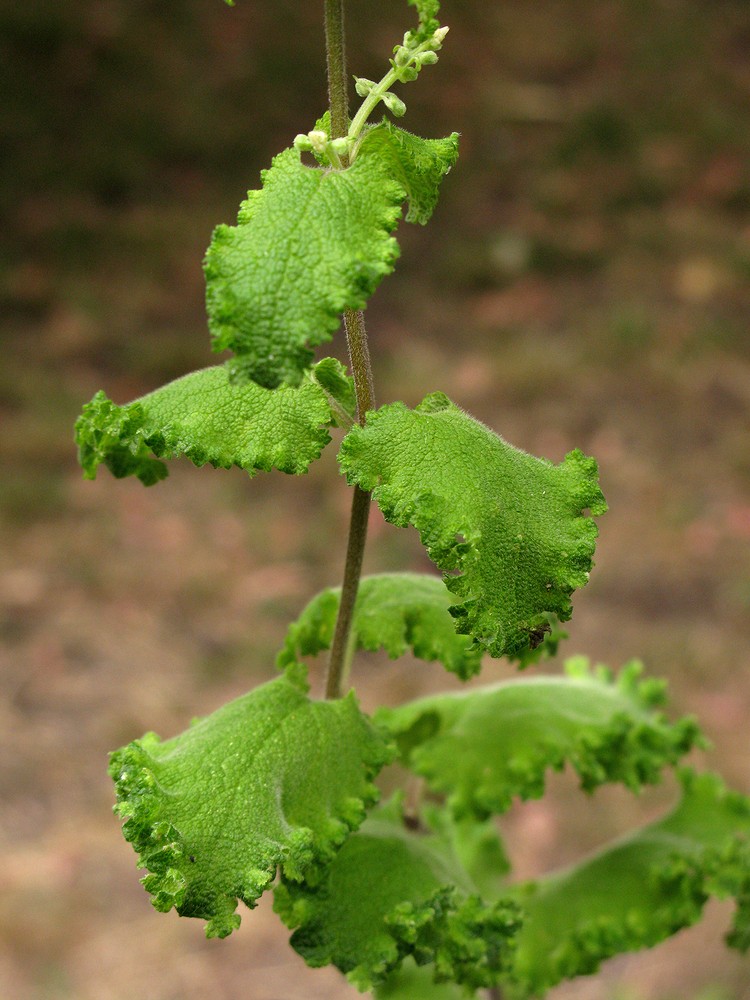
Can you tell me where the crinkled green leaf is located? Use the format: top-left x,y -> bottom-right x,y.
357,122 -> 459,224
506,769 -> 750,997
439,811 -> 511,898
377,658 -> 704,819
204,144 -> 405,387
274,798 -> 522,991
109,665 -> 393,939
339,393 -> 607,658
75,359 -> 349,486
277,573 -> 483,680
416,801 -> 511,900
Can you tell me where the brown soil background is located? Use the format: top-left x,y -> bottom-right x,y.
1,1 -> 749,998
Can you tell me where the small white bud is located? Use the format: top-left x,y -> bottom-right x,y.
307,130 -> 329,155
425,25 -> 449,51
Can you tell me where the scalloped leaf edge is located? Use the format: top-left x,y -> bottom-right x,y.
275,800 -> 523,991
75,360 -> 348,485
109,664 -> 393,938
377,658 -> 706,818
276,572 -> 484,680
338,394 -> 607,659
507,769 -> 750,996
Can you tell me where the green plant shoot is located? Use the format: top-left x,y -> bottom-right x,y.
74,0 -> 750,995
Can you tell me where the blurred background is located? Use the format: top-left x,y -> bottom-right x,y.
1,0 -> 749,997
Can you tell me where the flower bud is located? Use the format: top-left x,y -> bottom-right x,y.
398,66 -> 419,83
425,25 -> 449,51
354,77 -> 376,97
330,137 -> 349,157
382,92 -> 407,118
293,134 -> 314,152
307,130 -> 329,155
418,50 -> 439,66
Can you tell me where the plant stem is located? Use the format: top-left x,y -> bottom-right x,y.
323,2 -> 376,700
344,308 -> 376,421
346,35 -> 446,155
347,66 -> 400,142
324,0 -> 348,142
325,483 -> 371,699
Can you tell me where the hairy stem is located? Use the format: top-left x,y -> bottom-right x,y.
325,484 -> 371,699
324,0 -> 348,142
344,308 -> 376,421
323,3 -> 376,700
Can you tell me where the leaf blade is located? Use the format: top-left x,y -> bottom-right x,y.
357,122 -> 459,225
377,658 -> 704,818
339,394 -> 607,658
204,145 -> 406,387
75,360 -> 349,485
507,769 -> 750,996
375,959 -> 468,1000
110,667 -> 393,938
277,572 -> 484,680
274,798 -> 522,991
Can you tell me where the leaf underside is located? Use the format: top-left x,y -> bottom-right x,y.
109,665 -> 392,938
366,771 -> 750,999
75,359 -> 350,485
277,572 -> 484,680
357,122 -> 459,225
375,958 -> 467,1000
339,393 -> 607,658
377,657 -> 704,819
274,798 -> 522,992
507,769 -> 750,997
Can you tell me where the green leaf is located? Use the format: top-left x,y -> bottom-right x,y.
274,797 -> 522,991
511,613 -> 568,669
442,812 -> 511,898
375,958 -> 468,1000
75,359 -> 349,486
377,658 -> 704,819
357,122 -> 459,224
339,393 -> 607,658
310,355 -> 357,427
507,770 -> 750,996
109,665 -> 393,939
277,573 -> 484,680
204,144 -> 405,388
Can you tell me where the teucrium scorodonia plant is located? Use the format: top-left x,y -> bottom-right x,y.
75,0 -> 750,994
